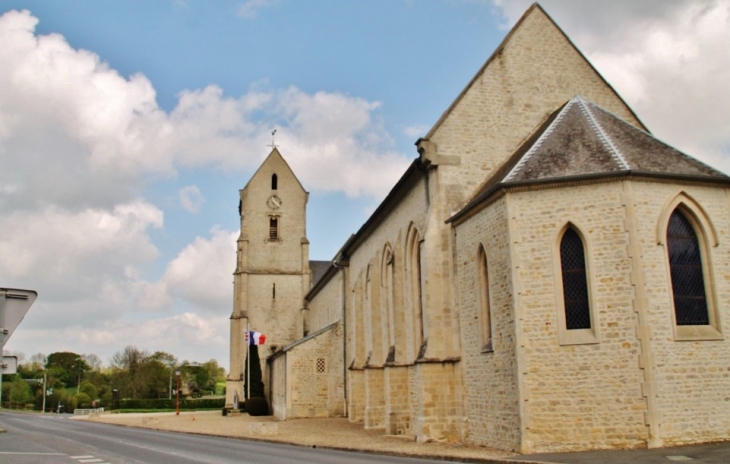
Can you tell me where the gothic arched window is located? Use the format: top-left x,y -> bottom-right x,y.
405,225 -> 424,359
667,209 -> 709,326
477,245 -> 492,352
560,227 -> 591,330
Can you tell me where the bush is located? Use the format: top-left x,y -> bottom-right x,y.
73,392 -> 92,409
118,397 -> 225,410
245,397 -> 268,416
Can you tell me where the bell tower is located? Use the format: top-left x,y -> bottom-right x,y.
226,148 -> 311,406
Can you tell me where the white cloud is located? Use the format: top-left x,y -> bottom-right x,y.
0,201 -> 162,295
162,227 -> 238,312
237,0 -> 278,19
491,0 -> 730,173
403,124 -> 430,139
179,185 -> 204,213
7,311 -> 228,365
0,10 -> 408,205
0,8 -> 412,370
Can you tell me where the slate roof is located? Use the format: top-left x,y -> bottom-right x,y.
449,95 -> 730,223
309,260 -> 332,288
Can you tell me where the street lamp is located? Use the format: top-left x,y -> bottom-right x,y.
175,369 -> 181,416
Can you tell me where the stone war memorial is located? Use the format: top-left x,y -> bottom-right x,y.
226,2 -> 730,454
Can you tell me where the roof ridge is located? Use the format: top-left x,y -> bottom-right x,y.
502,98 -> 575,182
585,100 -> 729,177
576,96 -> 631,170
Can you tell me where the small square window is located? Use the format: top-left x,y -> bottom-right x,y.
316,358 -> 326,374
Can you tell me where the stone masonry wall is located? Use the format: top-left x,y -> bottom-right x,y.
507,182 -> 648,452
453,196 -> 521,451
285,325 -> 344,418
429,6 -> 644,215
231,148 -> 310,406
384,366 -> 410,435
308,269 -> 344,334
248,274 -> 304,354
630,182 -> 730,446
239,150 -> 308,274
346,177 -> 428,434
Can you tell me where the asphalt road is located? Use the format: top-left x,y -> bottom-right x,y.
0,411 -> 465,464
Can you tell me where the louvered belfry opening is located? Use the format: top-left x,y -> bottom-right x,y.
269,216 -> 278,240
560,228 -> 591,330
667,210 -> 709,325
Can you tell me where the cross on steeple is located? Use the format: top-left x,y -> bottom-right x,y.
267,129 -> 278,149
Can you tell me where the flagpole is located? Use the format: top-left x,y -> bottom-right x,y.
246,319 -> 250,400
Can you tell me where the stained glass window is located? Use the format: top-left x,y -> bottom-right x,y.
560,228 -> 591,330
667,210 -> 709,325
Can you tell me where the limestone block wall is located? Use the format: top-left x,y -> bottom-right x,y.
453,196 -> 521,451
410,362 -> 463,443
507,183 -> 648,452
308,269 -> 344,334
345,176 -> 441,437
239,151 -> 308,275
364,369 -> 385,428
347,278 -> 366,422
427,6 -> 644,213
346,177 -> 428,371
384,366 -> 410,435
247,274 -> 304,351
630,182 -> 730,446
231,148 -> 311,404
344,170 -> 466,441
281,325 -> 345,419
348,369 -> 365,422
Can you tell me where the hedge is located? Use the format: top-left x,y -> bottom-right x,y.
117,398 -> 225,410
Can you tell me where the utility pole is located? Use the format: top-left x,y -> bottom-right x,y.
42,372 -> 47,413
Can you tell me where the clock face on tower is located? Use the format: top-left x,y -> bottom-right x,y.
267,195 -> 282,209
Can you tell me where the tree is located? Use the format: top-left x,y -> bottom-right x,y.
72,392 -> 92,409
79,380 -> 98,401
46,352 -> 89,387
8,376 -> 33,408
82,354 -> 103,371
29,353 -> 47,371
150,351 -> 177,398
110,346 -> 150,399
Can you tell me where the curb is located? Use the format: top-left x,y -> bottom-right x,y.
97,419 -> 560,464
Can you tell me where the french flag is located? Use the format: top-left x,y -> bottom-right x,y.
247,331 -> 266,345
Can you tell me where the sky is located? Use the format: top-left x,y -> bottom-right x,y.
1,0 -> 729,371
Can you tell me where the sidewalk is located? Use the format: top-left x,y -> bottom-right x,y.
77,411 -> 539,463
77,411 -> 730,463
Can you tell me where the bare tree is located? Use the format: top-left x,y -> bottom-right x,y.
82,354 -> 103,371
29,353 -> 47,370
110,346 -> 150,399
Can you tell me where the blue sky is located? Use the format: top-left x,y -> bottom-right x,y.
1,0 -> 729,370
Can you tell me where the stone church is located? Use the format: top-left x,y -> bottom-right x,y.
227,3 -> 730,454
